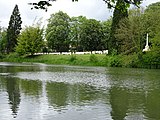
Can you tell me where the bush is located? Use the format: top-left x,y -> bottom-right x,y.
89,54 -> 98,63
69,55 -> 77,62
142,51 -> 160,68
0,53 -> 5,59
6,53 -> 20,59
108,55 -> 122,67
120,53 -> 144,68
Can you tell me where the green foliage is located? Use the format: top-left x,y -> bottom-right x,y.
0,53 -> 5,59
142,51 -> 160,68
109,0 -> 128,54
0,29 -> 7,54
46,11 -> 70,52
89,54 -> 98,63
69,55 -> 77,62
69,16 -> 87,51
6,53 -> 20,59
122,53 -> 141,68
143,2 -> 160,38
111,49 -> 118,56
108,55 -> 122,67
6,5 -> 22,53
101,19 -> 112,50
151,24 -> 160,52
16,24 -> 44,56
79,19 -> 104,52
115,8 -> 145,54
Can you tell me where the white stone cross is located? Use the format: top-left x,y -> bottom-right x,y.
143,33 -> 150,52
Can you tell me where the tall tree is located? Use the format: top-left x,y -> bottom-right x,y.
115,8 -> 145,54
6,4 -> 22,53
45,11 -> 70,52
69,16 -> 87,51
79,19 -> 103,52
143,2 -> 160,53
109,0 -> 128,54
143,2 -> 160,39
101,18 -> 112,50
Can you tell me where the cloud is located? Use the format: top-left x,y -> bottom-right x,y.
0,0 -> 159,28
0,0 -> 112,28
141,0 -> 160,7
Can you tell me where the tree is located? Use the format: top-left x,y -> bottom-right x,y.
16,24 -> 44,56
152,28 -> 160,52
101,18 -> 112,50
69,16 -> 87,52
142,2 -> 160,55
115,8 -> 145,54
0,28 -> 7,54
79,19 -> 103,52
143,2 -> 160,39
6,4 -> 22,53
109,0 -> 128,54
45,11 -> 70,52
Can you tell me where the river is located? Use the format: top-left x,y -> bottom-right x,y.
0,62 -> 160,120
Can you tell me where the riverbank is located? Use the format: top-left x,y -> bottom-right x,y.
0,53 -> 160,69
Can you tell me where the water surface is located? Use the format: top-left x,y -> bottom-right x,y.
0,62 -> 160,120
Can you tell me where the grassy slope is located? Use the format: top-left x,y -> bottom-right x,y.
1,53 -> 159,68
0,54 -> 108,67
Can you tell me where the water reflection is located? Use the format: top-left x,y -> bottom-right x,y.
108,67 -> 160,120
0,63 -> 160,120
6,77 -> 20,118
46,82 -> 69,108
20,80 -> 42,97
144,89 -> 160,120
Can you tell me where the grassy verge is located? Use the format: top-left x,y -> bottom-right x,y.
0,53 -> 108,66
0,52 -> 160,68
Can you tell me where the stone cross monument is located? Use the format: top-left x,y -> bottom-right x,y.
143,33 -> 150,52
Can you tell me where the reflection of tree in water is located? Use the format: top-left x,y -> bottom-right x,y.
110,87 -> 129,120
109,86 -> 156,120
46,82 -> 69,108
144,89 -> 160,120
68,84 -> 102,103
6,77 -> 20,118
20,80 -> 42,97
46,82 -> 105,109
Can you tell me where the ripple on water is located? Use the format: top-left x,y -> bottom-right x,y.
14,71 -> 111,90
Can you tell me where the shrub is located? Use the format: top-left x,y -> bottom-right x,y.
142,51 -> 160,68
89,54 -> 98,63
108,55 -> 122,67
0,53 -> 5,59
69,55 -> 77,62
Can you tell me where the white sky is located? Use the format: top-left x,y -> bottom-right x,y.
0,0 -> 159,28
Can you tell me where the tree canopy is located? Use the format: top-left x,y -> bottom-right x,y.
79,19 -> 104,52
45,11 -> 70,52
16,23 -> 44,56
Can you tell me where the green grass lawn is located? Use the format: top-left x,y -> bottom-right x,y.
1,53 -> 108,67
1,53 -> 159,68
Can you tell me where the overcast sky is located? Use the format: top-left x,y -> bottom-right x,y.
0,0 -> 159,28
